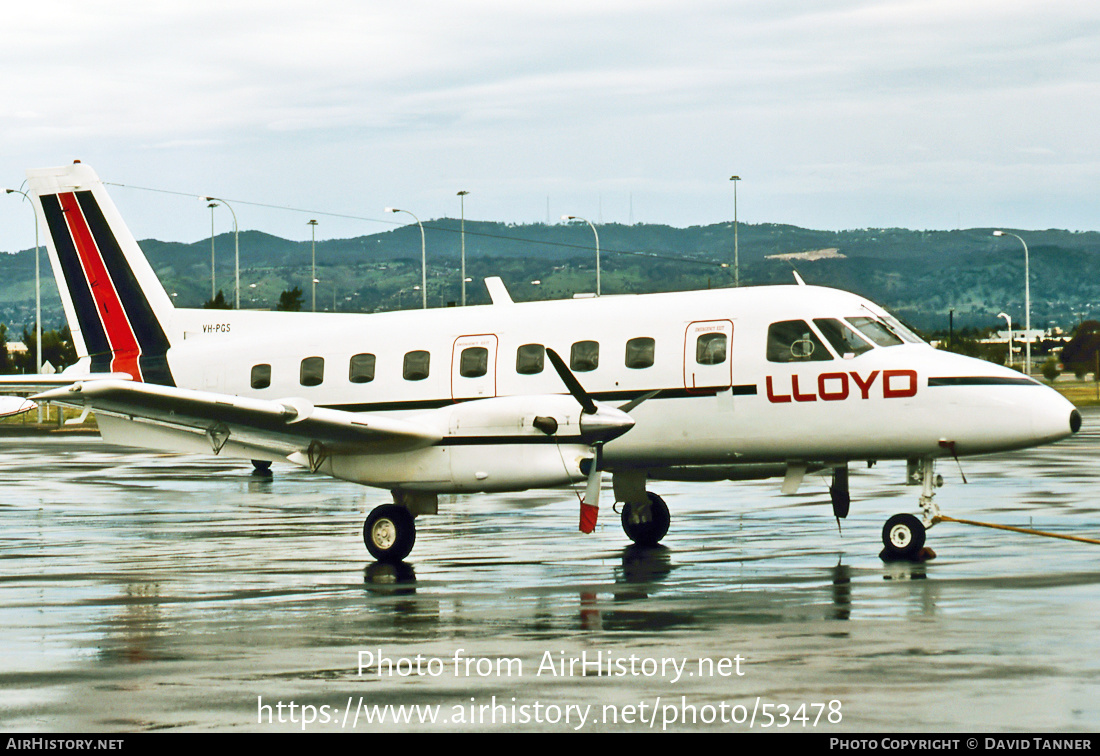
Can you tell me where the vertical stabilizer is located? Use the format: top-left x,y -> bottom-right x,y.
26,162 -> 175,385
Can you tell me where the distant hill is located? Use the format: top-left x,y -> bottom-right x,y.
2,220 -> 1098,334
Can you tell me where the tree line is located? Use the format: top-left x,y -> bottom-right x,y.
0,323 -> 78,374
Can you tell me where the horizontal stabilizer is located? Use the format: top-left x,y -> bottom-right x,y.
0,372 -> 133,393
0,397 -> 35,418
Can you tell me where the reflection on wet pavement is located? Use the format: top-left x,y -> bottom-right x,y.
3,410 -> 1100,731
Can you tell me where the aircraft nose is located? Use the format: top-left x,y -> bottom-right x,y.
1026,387 -> 1081,447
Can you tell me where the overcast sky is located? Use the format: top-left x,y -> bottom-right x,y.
1,0 -> 1098,250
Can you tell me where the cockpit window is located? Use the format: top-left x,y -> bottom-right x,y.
846,316 -> 904,347
813,318 -> 874,357
767,320 -> 832,362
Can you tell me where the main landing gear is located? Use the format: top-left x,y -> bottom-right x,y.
363,504 -> 416,563
880,457 -> 940,562
620,492 -> 670,547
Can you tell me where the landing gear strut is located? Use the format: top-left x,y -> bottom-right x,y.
621,492 -> 670,546
364,504 -> 416,563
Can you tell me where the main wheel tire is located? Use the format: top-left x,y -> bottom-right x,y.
363,505 -> 416,563
621,492 -> 670,546
881,513 -> 926,560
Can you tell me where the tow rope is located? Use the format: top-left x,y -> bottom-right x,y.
933,515 -> 1100,546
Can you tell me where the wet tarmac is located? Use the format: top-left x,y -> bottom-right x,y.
3,410 -> 1100,733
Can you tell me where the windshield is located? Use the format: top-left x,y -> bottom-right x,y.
814,318 -> 874,357
879,314 -> 925,344
846,316 -> 905,347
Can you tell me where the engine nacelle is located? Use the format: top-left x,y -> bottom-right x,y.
322,394 -> 630,492
325,441 -> 592,492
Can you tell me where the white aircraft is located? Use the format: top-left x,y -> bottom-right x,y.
12,161 -> 1082,564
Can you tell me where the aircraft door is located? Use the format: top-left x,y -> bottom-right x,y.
683,320 -> 734,392
451,334 -> 499,401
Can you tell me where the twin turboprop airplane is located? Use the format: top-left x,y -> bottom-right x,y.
12,161 -> 1082,564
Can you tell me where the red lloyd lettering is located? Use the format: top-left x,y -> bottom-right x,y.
766,370 -> 917,403
882,369 -> 918,398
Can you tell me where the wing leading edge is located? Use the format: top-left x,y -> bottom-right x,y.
33,380 -> 444,459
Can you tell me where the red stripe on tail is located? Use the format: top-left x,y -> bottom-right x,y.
58,192 -> 144,380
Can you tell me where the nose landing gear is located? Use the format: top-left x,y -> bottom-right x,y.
882,513 -> 926,560
881,457 -> 940,562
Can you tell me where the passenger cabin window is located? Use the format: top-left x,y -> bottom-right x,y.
766,321 -> 831,363
403,350 -> 430,381
813,319 -> 873,357
695,333 -> 727,365
846,317 -> 904,347
625,337 -> 655,369
251,364 -> 271,390
300,356 -> 325,386
459,346 -> 489,378
516,344 -> 544,375
570,340 -> 599,372
349,353 -> 376,383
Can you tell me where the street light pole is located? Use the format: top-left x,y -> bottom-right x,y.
457,190 -> 469,306
203,196 -> 239,308
308,220 -> 318,312
729,175 -> 741,287
561,215 -> 600,296
994,230 -> 1031,376
207,202 -> 218,301
387,208 -> 426,309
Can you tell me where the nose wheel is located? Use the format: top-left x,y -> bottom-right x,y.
881,513 -> 926,560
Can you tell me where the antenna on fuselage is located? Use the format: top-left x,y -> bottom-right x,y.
484,277 -> 514,305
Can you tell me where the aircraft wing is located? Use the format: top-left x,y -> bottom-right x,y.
32,380 -> 443,459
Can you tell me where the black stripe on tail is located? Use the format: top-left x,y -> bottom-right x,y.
76,192 -> 174,385
39,191 -> 176,386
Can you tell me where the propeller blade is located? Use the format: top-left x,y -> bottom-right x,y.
580,444 -> 603,533
585,444 -> 603,502
618,389 -> 660,413
546,348 -> 598,415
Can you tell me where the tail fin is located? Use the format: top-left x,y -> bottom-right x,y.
27,162 -> 176,386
